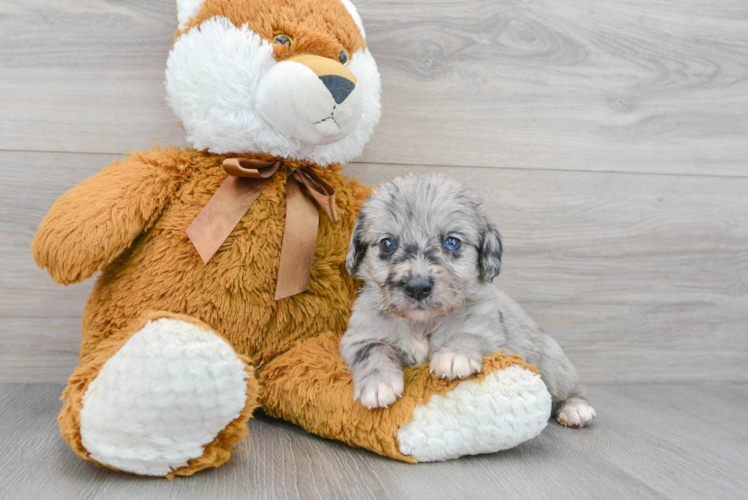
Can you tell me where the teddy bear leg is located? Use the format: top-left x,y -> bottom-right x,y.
59,311 -> 259,477
259,333 -> 552,463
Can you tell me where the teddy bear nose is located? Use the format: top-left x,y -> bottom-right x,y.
319,75 -> 355,104
404,279 -> 433,301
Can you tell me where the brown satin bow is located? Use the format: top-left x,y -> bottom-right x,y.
186,157 -> 338,300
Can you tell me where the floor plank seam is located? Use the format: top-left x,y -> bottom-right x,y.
3,149 -> 748,181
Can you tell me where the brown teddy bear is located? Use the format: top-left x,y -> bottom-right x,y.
32,0 -> 551,478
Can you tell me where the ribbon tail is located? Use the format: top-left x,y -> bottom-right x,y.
294,168 -> 338,223
187,175 -> 270,264
275,178 -> 320,300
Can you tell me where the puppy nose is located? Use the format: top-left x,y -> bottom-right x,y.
405,279 -> 433,301
319,75 -> 355,104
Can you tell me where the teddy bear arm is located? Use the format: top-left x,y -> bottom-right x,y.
32,153 -> 185,285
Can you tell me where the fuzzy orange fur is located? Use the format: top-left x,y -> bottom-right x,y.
33,147 -> 371,474
260,333 -> 540,463
34,148 -> 369,366
177,0 -> 366,62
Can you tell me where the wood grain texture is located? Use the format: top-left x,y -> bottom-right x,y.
2,0 -> 747,495
0,151 -> 104,383
2,150 -> 747,384
0,0 -> 747,176
1,383 -> 746,500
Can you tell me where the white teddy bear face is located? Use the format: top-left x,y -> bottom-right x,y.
255,53 -> 364,146
165,0 -> 381,166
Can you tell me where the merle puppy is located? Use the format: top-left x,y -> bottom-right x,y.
340,173 -> 596,428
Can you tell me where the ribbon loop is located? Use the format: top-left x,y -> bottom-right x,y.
223,157 -> 281,178
186,157 -> 337,301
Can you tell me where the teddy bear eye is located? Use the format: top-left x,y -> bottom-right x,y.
338,49 -> 349,65
273,34 -> 293,46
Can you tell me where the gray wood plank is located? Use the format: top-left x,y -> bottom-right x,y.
1,383 -> 746,499
1,0 -> 747,176
0,151 -> 113,382
554,385 -> 748,499
2,151 -> 747,384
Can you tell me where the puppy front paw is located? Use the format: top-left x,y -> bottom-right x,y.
556,397 -> 597,428
354,370 -> 404,409
430,351 -> 482,380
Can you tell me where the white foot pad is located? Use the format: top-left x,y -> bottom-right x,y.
79,318 -> 249,476
397,365 -> 551,462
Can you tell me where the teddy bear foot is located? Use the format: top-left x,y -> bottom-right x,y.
260,333 -> 552,463
396,364 -> 551,461
69,313 -> 257,477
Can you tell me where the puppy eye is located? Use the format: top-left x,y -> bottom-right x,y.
379,236 -> 397,255
338,49 -> 349,65
273,34 -> 293,46
444,237 -> 461,252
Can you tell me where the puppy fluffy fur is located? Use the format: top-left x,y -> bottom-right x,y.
340,173 -> 596,428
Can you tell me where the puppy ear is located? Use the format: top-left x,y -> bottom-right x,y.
346,214 -> 367,276
478,222 -> 503,281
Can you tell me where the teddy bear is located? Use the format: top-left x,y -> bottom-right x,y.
31,0 -> 552,477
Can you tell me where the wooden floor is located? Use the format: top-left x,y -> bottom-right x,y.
1,0 -> 747,498
1,383 -> 747,500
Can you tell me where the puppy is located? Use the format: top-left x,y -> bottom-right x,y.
340,173 -> 596,428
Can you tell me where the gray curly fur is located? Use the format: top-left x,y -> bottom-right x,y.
340,173 -> 596,427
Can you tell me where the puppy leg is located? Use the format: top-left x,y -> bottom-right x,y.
556,397 -> 597,428
430,334 -> 485,380
341,340 -> 404,409
535,334 -> 596,428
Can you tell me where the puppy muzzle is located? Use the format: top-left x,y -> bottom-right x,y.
255,54 -> 364,145
382,275 -> 441,321
404,278 -> 433,301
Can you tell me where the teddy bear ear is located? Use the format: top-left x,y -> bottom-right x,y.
340,0 -> 366,39
176,0 -> 207,31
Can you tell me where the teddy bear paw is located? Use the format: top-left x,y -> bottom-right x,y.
78,317 -> 250,476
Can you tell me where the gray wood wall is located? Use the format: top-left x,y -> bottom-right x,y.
1,0 -> 746,384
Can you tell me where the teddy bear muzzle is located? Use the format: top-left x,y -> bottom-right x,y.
255,53 -> 364,146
